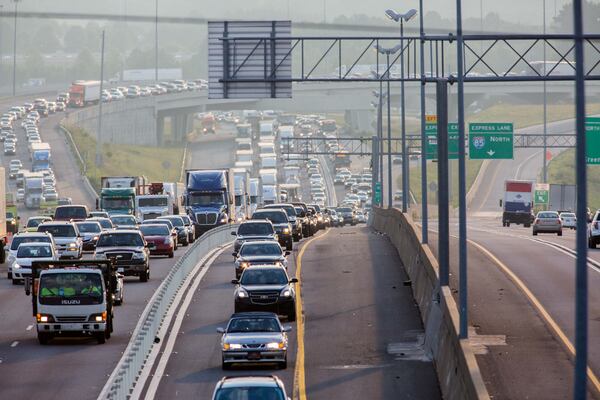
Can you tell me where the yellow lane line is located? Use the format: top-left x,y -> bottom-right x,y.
293,229 -> 331,400
468,239 -> 600,395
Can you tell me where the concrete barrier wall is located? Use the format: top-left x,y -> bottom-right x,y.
372,208 -> 490,400
64,98 -> 158,146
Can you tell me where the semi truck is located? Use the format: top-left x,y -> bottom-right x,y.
183,169 -> 235,238
68,81 -> 101,107
500,180 -> 535,227
135,195 -> 171,221
24,173 -> 44,209
98,176 -> 146,216
232,168 -> 251,222
248,178 -> 262,216
24,260 -> 117,345
548,184 -> 576,212
30,143 -> 52,172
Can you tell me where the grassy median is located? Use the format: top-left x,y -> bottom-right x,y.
63,124 -> 185,191
547,150 -> 600,210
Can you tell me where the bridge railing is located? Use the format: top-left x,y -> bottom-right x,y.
98,224 -> 235,400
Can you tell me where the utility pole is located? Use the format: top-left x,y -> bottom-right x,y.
96,30 -> 106,168
418,0 -> 428,243
400,18 -> 408,213
12,0 -> 20,96
543,0 -> 548,182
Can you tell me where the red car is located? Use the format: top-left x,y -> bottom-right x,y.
139,224 -> 175,258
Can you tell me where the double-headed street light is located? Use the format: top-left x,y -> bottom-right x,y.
385,8 -> 417,213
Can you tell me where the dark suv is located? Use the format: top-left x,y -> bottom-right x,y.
232,220 -> 278,254
94,230 -> 150,282
251,209 -> 293,251
263,203 -> 303,242
291,202 -> 313,237
232,266 -> 297,321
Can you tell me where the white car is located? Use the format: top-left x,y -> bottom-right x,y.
559,212 -> 576,229
11,242 -> 57,284
16,188 -> 24,202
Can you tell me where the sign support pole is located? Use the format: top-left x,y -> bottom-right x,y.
437,79 -> 449,287
419,0 -> 428,243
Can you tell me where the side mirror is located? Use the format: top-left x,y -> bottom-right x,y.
25,277 -> 31,296
289,277 -> 299,283
499,199 -> 503,207
216,327 -> 225,334
285,251 -> 291,256
283,325 -> 292,332
231,231 -> 237,236
231,279 -> 239,284
232,252 -> 238,257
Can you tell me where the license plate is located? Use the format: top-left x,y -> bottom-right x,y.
117,268 -> 124,273
248,352 -> 261,360
148,244 -> 156,250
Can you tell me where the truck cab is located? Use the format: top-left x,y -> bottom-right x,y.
99,188 -> 135,216
24,174 -> 44,209
232,168 -> 250,223
184,169 -> 235,238
135,194 -> 171,221
25,260 -> 117,344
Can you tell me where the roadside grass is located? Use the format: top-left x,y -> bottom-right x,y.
64,124 -> 185,190
547,149 -> 600,210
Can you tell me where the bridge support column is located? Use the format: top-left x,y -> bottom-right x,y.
157,116 -> 165,145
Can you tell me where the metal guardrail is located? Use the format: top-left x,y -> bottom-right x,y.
99,224 -> 236,400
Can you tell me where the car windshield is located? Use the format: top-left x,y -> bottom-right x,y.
240,243 -> 282,257
97,233 -> 144,247
188,192 -> 224,206
76,223 -> 101,233
252,211 -> 288,224
539,212 -> 559,219
138,197 -> 168,207
266,205 -> 296,217
103,198 -> 133,209
149,220 -> 174,229
561,213 -> 576,218
215,387 -> 284,400
39,272 -> 104,306
95,219 -> 113,229
180,215 -> 191,225
11,236 -> 51,250
27,218 -> 47,228
339,207 -> 352,213
140,225 -> 170,236
238,223 -> 274,236
111,216 -> 136,226
241,269 -> 288,285
38,225 -> 76,237
164,217 -> 184,227
227,317 -> 281,333
17,245 -> 52,258
54,206 -> 87,220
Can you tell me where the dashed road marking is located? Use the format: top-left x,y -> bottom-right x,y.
10,341 -> 19,347
26,325 -> 33,331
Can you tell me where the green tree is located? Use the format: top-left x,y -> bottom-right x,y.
64,25 -> 86,52
32,25 -> 61,53
71,48 -> 97,79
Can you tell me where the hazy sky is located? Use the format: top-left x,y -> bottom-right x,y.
16,0 -> 580,27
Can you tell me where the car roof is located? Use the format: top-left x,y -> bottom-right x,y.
241,219 -> 272,224
100,229 -> 141,235
110,214 -> 135,218
218,375 -> 281,389
17,242 -> 52,247
230,311 -> 279,319
39,221 -> 75,226
240,240 -> 281,246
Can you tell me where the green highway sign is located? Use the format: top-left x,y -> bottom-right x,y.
534,183 -> 549,204
425,123 -> 459,160
586,117 -> 600,165
374,182 -> 382,205
468,123 -> 514,159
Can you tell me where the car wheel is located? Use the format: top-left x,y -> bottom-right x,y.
139,269 -> 149,282
533,231 -> 538,236
524,224 -> 531,228
222,360 -> 232,370
96,332 -> 106,344
558,230 -> 563,236
7,271 -> 12,279
589,239 -> 597,249
278,360 -> 287,370
286,240 -> 293,251
168,251 -> 174,258
506,222 -> 511,227
287,306 -> 296,322
12,278 -> 19,285
37,332 -> 51,345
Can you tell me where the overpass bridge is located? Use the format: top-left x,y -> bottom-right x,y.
63,80 -> 600,146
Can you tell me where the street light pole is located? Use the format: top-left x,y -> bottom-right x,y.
400,19 -> 408,213
418,0 -> 428,243
12,0 -> 20,96
543,0 -> 548,182
96,30 -> 106,168
386,53 -> 393,209
155,0 -> 159,82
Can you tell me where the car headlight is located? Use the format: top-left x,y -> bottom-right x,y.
95,253 -> 107,259
67,242 -> 78,250
237,289 -> 248,298
223,343 -> 242,350
266,342 -> 285,350
132,252 -> 145,260
236,217 -> 243,222
92,236 -> 99,241
88,312 -> 107,322
280,288 -> 292,297
164,237 -> 172,244
220,217 -> 227,223
13,263 -> 20,270
36,313 -> 54,323
283,227 -> 290,234
239,261 -> 249,270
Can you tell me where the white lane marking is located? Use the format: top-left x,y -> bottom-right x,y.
26,325 -> 33,331
139,246 -> 229,400
10,341 -> 19,347
514,150 -> 542,180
